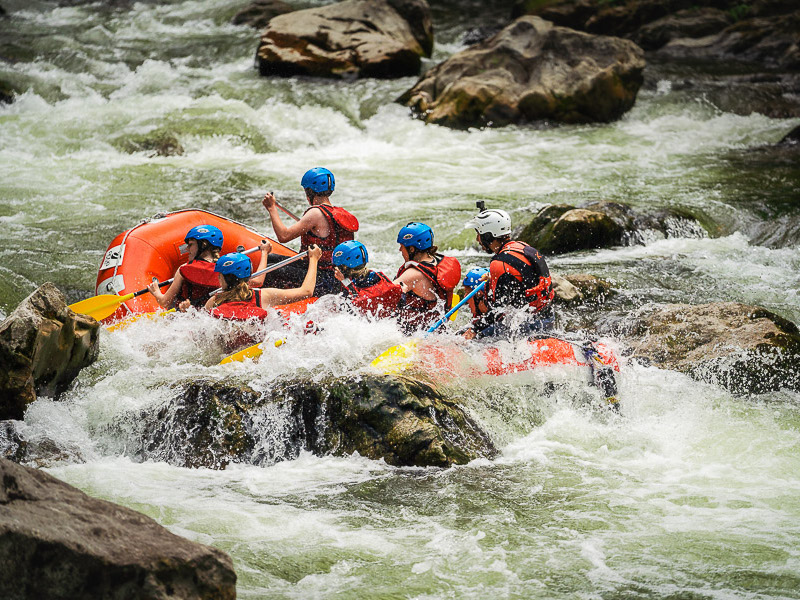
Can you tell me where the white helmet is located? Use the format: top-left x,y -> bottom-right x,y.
465,209 -> 511,237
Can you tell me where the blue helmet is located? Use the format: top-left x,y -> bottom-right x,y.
332,240 -> 368,269
185,225 -> 223,249
214,253 -> 251,279
397,222 -> 433,250
301,167 -> 335,194
462,267 -> 489,288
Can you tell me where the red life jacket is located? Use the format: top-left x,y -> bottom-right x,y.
489,241 -> 554,312
395,255 -> 462,330
179,260 -> 220,308
347,271 -> 403,319
300,205 -> 359,270
211,291 -> 270,321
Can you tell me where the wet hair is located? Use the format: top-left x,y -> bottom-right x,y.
407,245 -> 438,261
479,232 -> 508,249
212,274 -> 253,307
196,240 -> 221,261
305,188 -> 333,202
339,264 -> 369,280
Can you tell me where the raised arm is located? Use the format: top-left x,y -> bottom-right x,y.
248,239 -> 272,288
262,193 -> 317,243
258,245 -> 322,306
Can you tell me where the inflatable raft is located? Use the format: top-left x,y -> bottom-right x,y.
95,209 -> 300,323
372,336 -> 620,403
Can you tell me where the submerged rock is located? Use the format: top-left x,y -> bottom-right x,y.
256,0 -> 433,79
140,374 -> 497,469
0,457 -> 236,600
398,15 -> 645,128
0,283 -> 99,421
554,273 -> 615,306
231,0 -> 293,29
113,129 -> 184,157
519,201 -> 706,255
624,303 -> 800,394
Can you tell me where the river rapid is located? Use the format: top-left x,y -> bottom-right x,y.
2,0 -> 800,598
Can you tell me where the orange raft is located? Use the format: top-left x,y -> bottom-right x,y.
373,336 -> 620,401
95,209 -> 302,323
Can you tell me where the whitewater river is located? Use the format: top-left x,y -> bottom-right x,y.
2,0 -> 800,597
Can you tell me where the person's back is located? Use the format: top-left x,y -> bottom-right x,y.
464,209 -> 554,339
261,168 -> 358,296
333,241 -> 402,319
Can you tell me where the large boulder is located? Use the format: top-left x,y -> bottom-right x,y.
0,283 -> 100,421
137,374 -> 497,469
519,201 -> 707,254
519,0 -> 800,70
624,303 -> 800,394
398,16 -> 645,128
633,7 -> 733,50
656,11 -> 800,69
0,457 -> 236,600
256,0 -> 433,79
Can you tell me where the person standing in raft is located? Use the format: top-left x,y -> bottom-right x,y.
205,245 -> 322,319
332,240 -> 403,319
463,208 -> 555,339
393,222 -> 461,332
261,167 -> 359,296
147,224 -> 270,311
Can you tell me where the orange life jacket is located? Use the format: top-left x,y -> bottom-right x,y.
179,260 -> 220,308
346,271 -> 403,319
489,241 -> 554,312
300,205 -> 359,270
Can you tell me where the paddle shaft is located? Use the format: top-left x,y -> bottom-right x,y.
425,281 -> 486,335
209,250 -> 309,295
275,199 -> 301,222
69,245 -> 264,319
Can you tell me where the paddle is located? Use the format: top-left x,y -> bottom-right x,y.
209,251 -> 309,295
69,244 -> 263,321
370,281 -> 486,373
275,200 -> 301,222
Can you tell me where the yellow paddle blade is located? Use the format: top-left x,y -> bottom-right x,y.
370,339 -> 419,375
449,292 -> 460,321
105,309 -> 176,332
69,292 -> 136,321
220,339 -> 284,365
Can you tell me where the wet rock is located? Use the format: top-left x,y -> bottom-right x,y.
0,79 -> 14,104
0,420 -> 80,467
633,7 -> 733,50
231,0 -> 293,29
778,124 -> 800,145
398,16 -> 645,128
624,303 -> 800,394
562,273 -> 615,305
140,374 -> 497,469
519,201 -> 706,254
113,129 -> 184,157
0,457 -> 236,600
256,0 -> 433,79
518,0 -> 800,70
0,283 -> 99,421
656,11 -> 800,69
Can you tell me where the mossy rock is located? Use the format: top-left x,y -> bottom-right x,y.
136,374 -> 497,469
